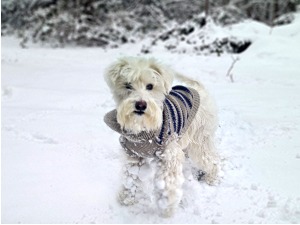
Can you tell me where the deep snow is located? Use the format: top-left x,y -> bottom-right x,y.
2,14 -> 300,223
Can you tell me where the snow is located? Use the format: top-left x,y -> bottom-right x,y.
2,13 -> 300,223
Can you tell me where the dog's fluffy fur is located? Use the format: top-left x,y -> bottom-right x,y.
104,57 -> 219,217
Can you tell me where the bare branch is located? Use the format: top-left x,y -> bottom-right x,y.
226,55 -> 240,83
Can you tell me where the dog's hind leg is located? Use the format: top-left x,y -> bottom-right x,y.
154,143 -> 185,217
188,136 -> 219,185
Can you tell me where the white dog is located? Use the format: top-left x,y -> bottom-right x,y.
104,57 -> 219,217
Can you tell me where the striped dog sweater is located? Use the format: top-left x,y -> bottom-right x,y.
104,85 -> 200,158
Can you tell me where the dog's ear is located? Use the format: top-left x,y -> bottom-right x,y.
149,58 -> 174,94
104,57 -> 129,88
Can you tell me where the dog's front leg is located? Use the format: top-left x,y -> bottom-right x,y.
154,143 -> 185,217
118,156 -> 150,206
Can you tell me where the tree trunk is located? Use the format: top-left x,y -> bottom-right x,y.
269,0 -> 275,26
205,0 -> 209,18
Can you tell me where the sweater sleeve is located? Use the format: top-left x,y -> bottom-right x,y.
103,109 -> 123,134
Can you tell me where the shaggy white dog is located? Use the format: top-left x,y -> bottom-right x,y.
104,57 -> 219,217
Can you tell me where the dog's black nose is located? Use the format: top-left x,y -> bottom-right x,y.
135,100 -> 147,111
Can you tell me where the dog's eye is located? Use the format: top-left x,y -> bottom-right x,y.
125,83 -> 133,90
146,84 -> 153,90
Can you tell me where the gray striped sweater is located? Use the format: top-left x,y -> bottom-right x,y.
104,85 -> 200,158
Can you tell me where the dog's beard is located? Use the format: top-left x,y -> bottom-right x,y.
117,98 -> 162,134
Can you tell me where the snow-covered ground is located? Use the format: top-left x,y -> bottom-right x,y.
2,14 -> 300,223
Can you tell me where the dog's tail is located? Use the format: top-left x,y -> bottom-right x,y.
174,72 -> 205,91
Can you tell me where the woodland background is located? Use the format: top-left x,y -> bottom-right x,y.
2,0 -> 300,53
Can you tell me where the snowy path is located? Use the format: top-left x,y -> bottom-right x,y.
2,16 -> 300,223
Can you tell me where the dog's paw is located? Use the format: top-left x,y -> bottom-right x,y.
157,198 -> 175,218
204,171 -> 221,186
156,188 -> 182,218
204,163 -> 222,186
160,207 -> 175,218
118,189 -> 137,206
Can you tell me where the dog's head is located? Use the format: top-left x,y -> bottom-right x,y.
104,57 -> 174,134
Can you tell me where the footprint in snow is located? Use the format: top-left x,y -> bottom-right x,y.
31,134 -> 58,144
2,86 -> 13,98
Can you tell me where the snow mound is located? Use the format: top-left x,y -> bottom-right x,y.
142,18 -> 252,56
